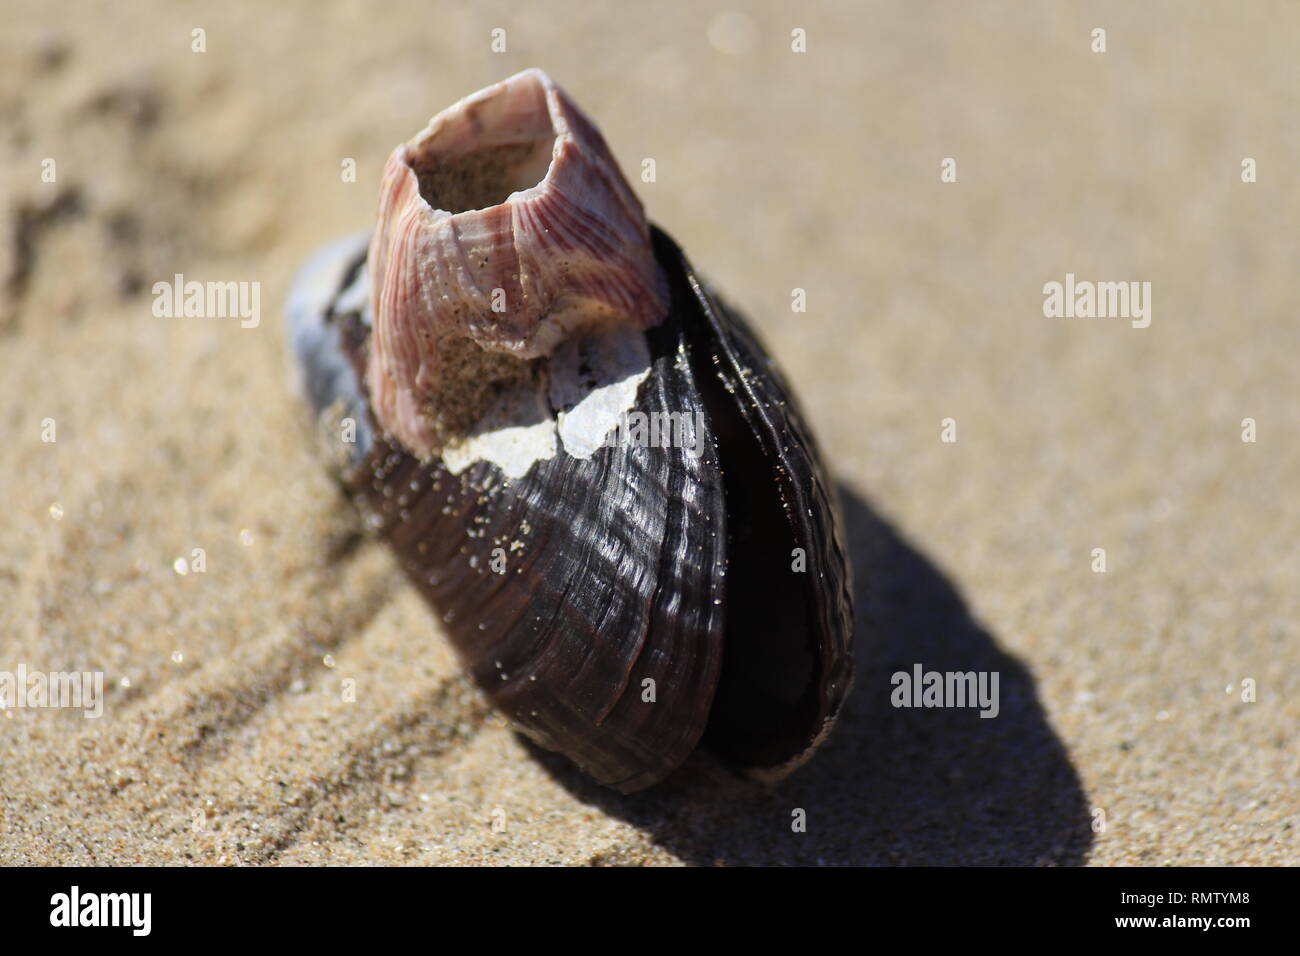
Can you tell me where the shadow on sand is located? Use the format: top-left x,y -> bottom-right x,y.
525,483 -> 1094,865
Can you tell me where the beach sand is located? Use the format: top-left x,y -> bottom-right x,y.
1,0 -> 1296,865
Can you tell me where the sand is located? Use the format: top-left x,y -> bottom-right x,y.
0,0 -> 1296,865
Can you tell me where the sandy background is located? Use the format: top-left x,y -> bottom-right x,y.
1,0 -> 1296,865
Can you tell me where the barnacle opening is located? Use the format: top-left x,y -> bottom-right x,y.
406,71 -> 558,214
410,137 -> 555,214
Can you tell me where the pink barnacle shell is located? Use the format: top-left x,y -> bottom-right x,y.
365,68 -> 670,458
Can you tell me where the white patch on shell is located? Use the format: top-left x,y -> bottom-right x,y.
552,325 -> 651,459
439,324 -> 651,479
440,384 -> 558,479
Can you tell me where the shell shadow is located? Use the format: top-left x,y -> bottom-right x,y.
525,482 -> 1094,865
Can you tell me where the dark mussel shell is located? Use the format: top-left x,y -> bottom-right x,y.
287,226 -> 854,792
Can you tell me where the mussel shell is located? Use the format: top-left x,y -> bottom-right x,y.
287,225 -> 854,791
658,229 -> 854,774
